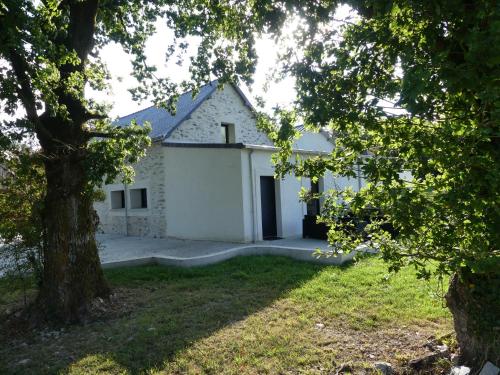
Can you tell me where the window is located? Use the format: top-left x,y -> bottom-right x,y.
111,190 -> 125,209
306,181 -> 321,216
130,188 -> 148,209
220,123 -> 235,143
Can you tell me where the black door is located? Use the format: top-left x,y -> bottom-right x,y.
260,176 -> 277,240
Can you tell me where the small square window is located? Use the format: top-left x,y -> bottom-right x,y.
130,188 -> 148,209
111,190 -> 125,209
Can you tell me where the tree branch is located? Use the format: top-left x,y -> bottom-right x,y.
83,112 -> 108,122
83,131 -> 117,139
8,49 -> 39,124
7,47 -> 54,143
68,0 -> 100,63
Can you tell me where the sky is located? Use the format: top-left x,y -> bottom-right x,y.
0,5 -> 353,122
91,4 -> 353,119
91,23 -> 297,119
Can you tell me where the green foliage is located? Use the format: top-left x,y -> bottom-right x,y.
0,0 -> 278,202
0,0 -> 497,306
0,148 -> 45,283
251,1 -> 500,280
85,120 -> 152,189
257,109 -> 300,176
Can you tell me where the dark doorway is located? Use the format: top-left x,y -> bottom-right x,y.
306,180 -> 320,216
260,176 -> 278,240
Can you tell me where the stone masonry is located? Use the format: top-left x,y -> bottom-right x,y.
168,84 -> 272,145
95,83 -> 272,238
95,144 -> 167,238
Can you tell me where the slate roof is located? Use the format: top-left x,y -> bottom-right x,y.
115,80 -> 220,139
115,80 -> 255,140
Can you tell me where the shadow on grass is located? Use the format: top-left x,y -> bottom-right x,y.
1,255 -> 347,374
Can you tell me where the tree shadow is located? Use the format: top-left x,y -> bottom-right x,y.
103,255 -> 328,373
1,255 -> 350,374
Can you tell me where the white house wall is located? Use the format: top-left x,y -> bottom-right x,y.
167,84 -> 272,145
293,131 -> 367,193
163,146 -> 313,243
277,174 -> 308,238
95,142 -> 368,242
242,149 -> 308,241
164,147 -> 248,242
240,149 -> 255,242
293,131 -> 333,153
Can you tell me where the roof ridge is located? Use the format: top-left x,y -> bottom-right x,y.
178,79 -> 219,97
115,79 -> 234,140
163,82 -> 218,138
118,79 -> 219,120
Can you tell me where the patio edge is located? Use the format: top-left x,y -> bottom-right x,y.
101,244 -> 374,269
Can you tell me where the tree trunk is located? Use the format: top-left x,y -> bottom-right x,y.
445,269 -> 500,370
37,148 -> 109,323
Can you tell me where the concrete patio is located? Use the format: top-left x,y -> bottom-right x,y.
0,235 -> 370,277
97,234 -> 366,269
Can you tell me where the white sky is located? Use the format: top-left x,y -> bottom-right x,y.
1,5 -> 353,122
92,23 -> 297,119
92,5 -> 353,119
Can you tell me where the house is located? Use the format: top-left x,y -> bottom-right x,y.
94,81 -> 362,242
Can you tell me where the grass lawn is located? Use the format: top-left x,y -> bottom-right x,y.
0,255 -> 452,374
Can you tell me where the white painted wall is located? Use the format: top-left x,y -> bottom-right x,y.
293,131 -> 367,193
241,148 -> 309,241
164,147 -> 248,242
293,131 -> 333,153
164,146 -> 312,243
277,174 -> 308,238
96,142 -> 369,242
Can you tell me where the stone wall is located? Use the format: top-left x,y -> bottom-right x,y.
168,84 -> 272,145
95,84 -> 273,238
94,144 -> 167,238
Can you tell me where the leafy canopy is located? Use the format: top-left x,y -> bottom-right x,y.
0,0 -> 264,281
258,0 -> 500,278
1,0 -> 498,281
0,0 -> 262,188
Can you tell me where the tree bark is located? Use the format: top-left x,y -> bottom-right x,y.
445,269 -> 500,370
37,145 -> 109,323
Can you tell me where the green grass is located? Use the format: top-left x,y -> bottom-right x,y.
0,255 -> 452,374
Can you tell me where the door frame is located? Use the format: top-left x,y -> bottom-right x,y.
252,168 -> 282,241
259,176 -> 278,240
